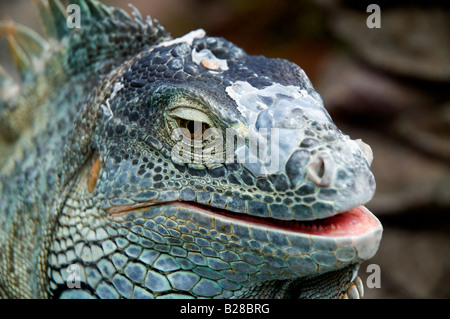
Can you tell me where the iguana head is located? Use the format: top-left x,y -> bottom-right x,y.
0,0 -> 381,298
55,24 -> 381,297
95,28 -> 377,217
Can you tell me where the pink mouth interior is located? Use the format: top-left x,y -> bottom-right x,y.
173,202 -> 380,237
108,200 -> 380,238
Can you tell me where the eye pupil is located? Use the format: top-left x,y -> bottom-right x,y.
187,120 -> 196,134
177,119 -> 210,138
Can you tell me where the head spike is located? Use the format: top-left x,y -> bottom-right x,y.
0,22 -> 49,82
6,34 -> 34,82
0,63 -> 27,144
128,3 -> 143,22
28,0 -> 171,80
47,0 -> 70,39
62,1 -> 170,76
84,0 -> 109,20
33,0 -> 71,40
0,65 -> 19,102
33,0 -> 58,39
10,23 -> 48,59
68,0 -> 91,19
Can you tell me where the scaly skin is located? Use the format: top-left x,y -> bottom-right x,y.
0,0 -> 382,299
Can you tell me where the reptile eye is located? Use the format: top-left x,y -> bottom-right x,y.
167,106 -> 214,141
176,119 -> 210,139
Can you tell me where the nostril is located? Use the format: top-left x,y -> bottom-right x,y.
307,152 -> 334,186
316,160 -> 325,180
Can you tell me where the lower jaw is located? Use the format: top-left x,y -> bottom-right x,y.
106,200 -> 381,297
170,201 -> 383,278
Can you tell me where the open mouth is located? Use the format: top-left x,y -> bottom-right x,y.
107,200 -> 381,238
176,202 -> 379,237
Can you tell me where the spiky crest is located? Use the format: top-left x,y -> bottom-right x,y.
0,0 -> 171,145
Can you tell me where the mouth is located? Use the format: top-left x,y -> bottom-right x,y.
106,198 -> 381,298
180,202 -> 379,238
107,200 -> 381,238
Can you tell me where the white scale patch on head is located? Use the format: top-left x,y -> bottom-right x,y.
110,82 -> 124,100
226,81 -> 330,124
157,29 -> 206,48
225,81 -> 333,176
158,28 -> 229,72
101,82 -> 124,121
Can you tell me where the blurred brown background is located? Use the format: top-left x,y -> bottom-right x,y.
1,0 -> 449,298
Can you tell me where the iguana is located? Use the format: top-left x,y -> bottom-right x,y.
0,0 -> 382,299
